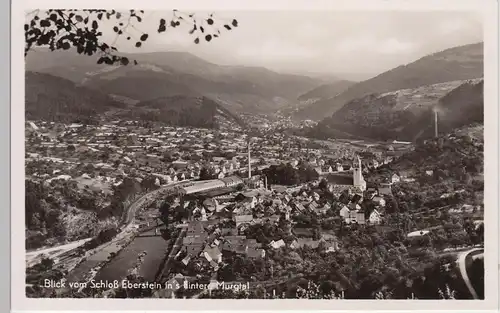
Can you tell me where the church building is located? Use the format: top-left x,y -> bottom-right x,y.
324,155 -> 367,193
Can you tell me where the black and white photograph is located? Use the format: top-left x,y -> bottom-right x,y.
12,0 -> 499,310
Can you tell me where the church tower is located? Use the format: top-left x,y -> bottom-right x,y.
352,155 -> 367,191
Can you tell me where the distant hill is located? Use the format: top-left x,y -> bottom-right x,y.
25,71 -> 125,123
25,49 -> 324,114
298,80 -> 356,101
295,43 -> 484,120
116,96 -> 221,128
26,71 -> 245,129
308,78 -> 483,141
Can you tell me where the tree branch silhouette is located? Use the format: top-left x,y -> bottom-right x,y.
25,9 -> 238,66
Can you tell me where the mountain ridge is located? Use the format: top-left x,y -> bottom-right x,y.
25,49 -> 325,113
25,71 -> 244,129
307,78 -> 483,142
294,42 -> 484,121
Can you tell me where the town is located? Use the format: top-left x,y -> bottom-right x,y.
25,116 -> 484,300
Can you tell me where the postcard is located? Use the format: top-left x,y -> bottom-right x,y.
11,0 -> 499,310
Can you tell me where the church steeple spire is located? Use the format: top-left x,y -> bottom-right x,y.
352,154 -> 366,191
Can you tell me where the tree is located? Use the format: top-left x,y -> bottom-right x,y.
162,152 -> 174,163
199,166 -> 216,180
141,175 -> 158,191
318,179 -> 328,190
25,10 -> 238,65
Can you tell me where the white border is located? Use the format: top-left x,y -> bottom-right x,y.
11,0 -> 499,311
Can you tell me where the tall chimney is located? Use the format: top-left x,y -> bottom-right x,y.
434,110 -> 438,138
247,139 -> 251,179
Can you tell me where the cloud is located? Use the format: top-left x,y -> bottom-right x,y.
236,40 -> 320,61
335,37 -> 416,55
376,38 -> 417,54
95,10 -> 483,76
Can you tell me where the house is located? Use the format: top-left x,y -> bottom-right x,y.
234,214 -> 253,227
399,170 -> 412,180
324,241 -> 340,253
335,163 -> 344,172
293,228 -> 315,238
246,247 -> 266,259
290,238 -> 320,249
310,191 -> 320,201
378,183 -> 392,196
239,195 -> 258,209
270,239 -> 286,249
165,175 -> 173,184
320,233 -> 337,242
348,202 -> 361,211
203,246 -> 222,264
339,205 -> 350,219
372,196 -> 386,207
307,201 -> 319,211
181,254 -> 192,266
345,210 -> 365,224
292,202 -> 306,212
391,174 -> 400,184
315,203 -> 331,215
368,209 -> 383,225
425,170 -> 434,176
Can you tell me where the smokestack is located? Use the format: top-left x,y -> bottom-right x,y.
434,110 -> 438,138
248,140 -> 251,179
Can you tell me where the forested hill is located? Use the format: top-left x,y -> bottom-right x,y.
369,124 -> 484,191
306,78 -> 483,142
25,71 -> 125,123
295,43 -> 484,120
26,71 -> 245,129
26,49 -> 325,114
117,95 -> 240,129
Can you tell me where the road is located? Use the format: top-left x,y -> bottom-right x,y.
26,238 -> 93,268
457,247 -> 484,299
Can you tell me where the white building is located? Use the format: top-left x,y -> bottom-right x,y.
352,156 -> 367,191
368,210 -> 382,225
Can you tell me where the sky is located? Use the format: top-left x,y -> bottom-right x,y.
96,10 -> 483,80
